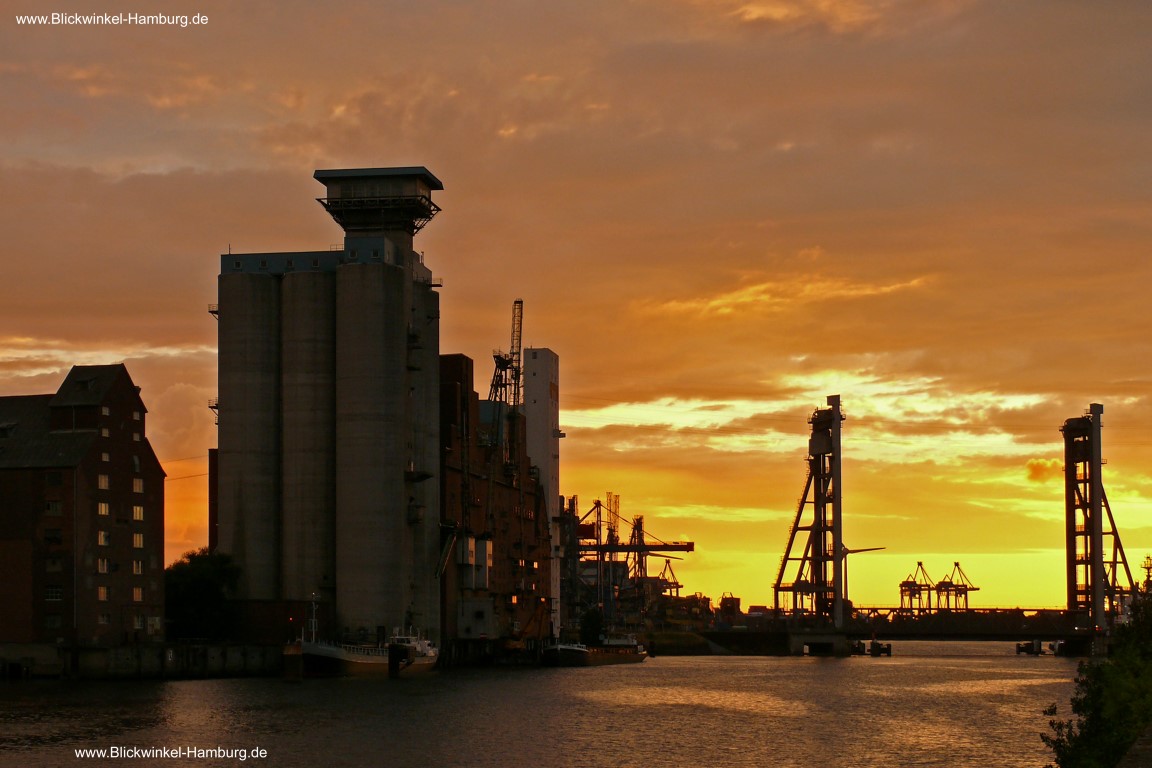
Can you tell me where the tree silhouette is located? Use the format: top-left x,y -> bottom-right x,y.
579,608 -> 604,646
164,548 -> 240,641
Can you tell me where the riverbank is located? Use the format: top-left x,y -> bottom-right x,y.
646,630 -> 715,655
3,634 -> 716,680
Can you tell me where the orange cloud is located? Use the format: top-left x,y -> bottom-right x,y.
644,272 -> 930,316
1026,458 -> 1063,484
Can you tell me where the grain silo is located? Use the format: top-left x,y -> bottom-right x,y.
215,168 -> 443,643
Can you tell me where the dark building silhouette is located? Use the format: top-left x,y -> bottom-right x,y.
214,167 -> 443,643
0,365 -> 165,650
439,354 -> 554,658
211,168 -> 564,651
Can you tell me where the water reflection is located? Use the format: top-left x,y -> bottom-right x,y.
0,643 -> 1077,768
0,681 -> 165,750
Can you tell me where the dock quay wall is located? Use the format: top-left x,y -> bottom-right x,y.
0,643 -> 284,680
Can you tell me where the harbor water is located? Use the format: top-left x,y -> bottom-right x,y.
0,643 -> 1077,767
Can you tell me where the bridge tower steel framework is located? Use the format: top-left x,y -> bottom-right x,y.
1061,403 -> 1135,632
773,395 -> 846,629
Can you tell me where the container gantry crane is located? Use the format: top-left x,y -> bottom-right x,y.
576,496 -> 695,621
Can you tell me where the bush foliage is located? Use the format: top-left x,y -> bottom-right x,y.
1043,586 -> 1152,768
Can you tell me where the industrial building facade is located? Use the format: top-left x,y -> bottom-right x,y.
214,167 -> 564,651
0,365 -> 166,650
439,353 -> 557,658
215,168 -> 443,643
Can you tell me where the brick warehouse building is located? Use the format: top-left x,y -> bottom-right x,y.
439,353 -> 557,662
0,365 -> 165,655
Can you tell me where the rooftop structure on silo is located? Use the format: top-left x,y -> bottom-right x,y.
314,167 -> 443,241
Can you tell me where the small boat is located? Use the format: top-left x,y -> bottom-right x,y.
1016,639 -> 1047,656
588,634 -> 648,665
542,635 -> 647,667
386,633 -> 440,674
284,601 -> 437,678
851,639 -> 893,657
541,642 -> 591,667
285,634 -> 438,678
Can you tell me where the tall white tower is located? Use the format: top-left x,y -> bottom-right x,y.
523,347 -> 562,632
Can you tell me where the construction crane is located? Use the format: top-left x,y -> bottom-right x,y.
488,298 -> 523,410
484,299 -> 525,474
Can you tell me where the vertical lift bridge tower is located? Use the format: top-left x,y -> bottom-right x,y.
1061,403 -> 1135,636
774,395 -> 846,629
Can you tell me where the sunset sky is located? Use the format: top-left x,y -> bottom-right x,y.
3,0 -> 1151,609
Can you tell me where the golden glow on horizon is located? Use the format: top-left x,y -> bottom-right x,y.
558,372 -> 1144,608
162,456 -> 211,564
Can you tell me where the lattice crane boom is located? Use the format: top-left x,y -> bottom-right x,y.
510,298 -> 523,410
